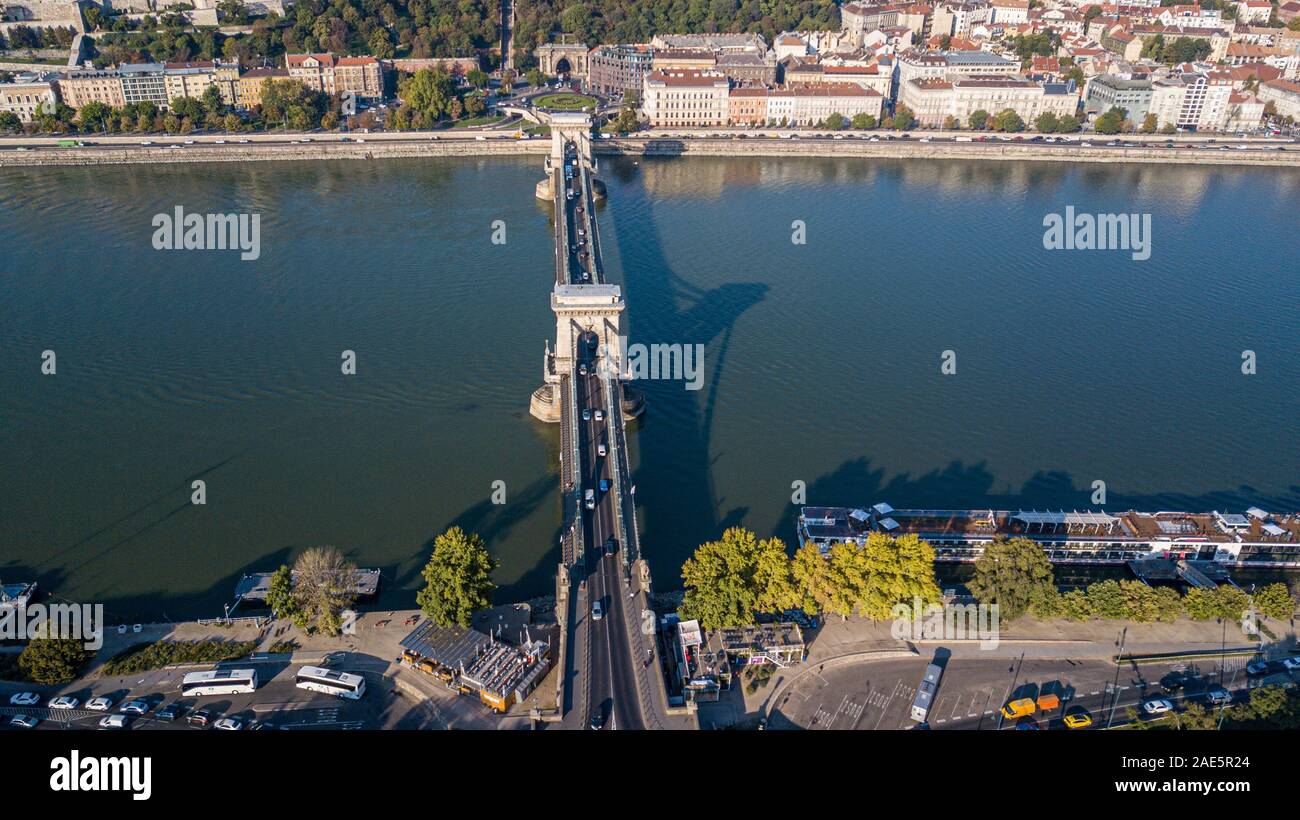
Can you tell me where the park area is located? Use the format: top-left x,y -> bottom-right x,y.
533,93 -> 597,111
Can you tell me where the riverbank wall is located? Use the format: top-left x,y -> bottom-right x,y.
4,135 -> 1300,168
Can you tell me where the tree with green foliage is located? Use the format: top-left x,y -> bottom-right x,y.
993,108 -> 1025,132
417,526 -> 498,627
1094,106 -> 1127,134
265,564 -> 298,621
526,68 -> 546,88
679,528 -> 797,629
259,78 -> 327,130
18,634 -> 93,685
893,105 -> 916,130
1056,114 -> 1081,133
398,68 -> 456,128
823,112 -> 845,130
850,112 -> 876,129
857,533 -> 942,621
943,114 -> 959,130
1252,583 -> 1297,621
791,541 -> 867,621
968,537 -> 1057,621
466,68 -> 490,88
968,109 -> 990,130
1034,111 -> 1059,133
0,111 -> 21,133
1138,113 -> 1158,133
286,546 -> 358,636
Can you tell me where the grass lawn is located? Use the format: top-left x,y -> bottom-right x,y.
534,93 -> 597,111
447,114 -> 506,129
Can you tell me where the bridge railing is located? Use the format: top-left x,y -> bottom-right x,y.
580,167 -> 606,283
601,375 -> 637,570
566,351 -> 585,566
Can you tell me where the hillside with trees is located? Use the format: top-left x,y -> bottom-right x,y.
513,0 -> 841,64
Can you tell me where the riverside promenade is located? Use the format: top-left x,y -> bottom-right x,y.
4,130 -> 1300,167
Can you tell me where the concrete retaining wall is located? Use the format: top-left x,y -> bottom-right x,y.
598,137 -> 1300,168
5,135 -> 1298,168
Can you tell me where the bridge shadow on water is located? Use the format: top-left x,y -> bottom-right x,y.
602,156 -> 770,587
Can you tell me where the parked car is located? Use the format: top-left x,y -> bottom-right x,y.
10,715 -> 39,729
1205,687 -> 1232,707
1141,698 -> 1175,716
98,715 -> 129,730
1282,657 -> 1300,672
1063,709 -> 1093,729
1246,659 -> 1271,676
156,703 -> 185,722
86,696 -> 114,711
188,708 -> 214,727
49,696 -> 79,710
8,692 -> 40,706
1159,671 -> 1186,693
213,717 -> 243,731
1001,698 -> 1036,719
120,699 -> 151,715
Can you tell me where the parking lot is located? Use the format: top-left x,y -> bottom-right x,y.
1,657 -> 418,731
769,652 -> 1289,731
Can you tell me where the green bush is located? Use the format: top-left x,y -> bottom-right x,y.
102,640 -> 256,676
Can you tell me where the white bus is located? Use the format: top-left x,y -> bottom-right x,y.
295,666 -> 366,700
180,668 -> 258,697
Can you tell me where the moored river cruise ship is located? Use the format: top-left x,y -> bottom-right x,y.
797,504 -> 1300,567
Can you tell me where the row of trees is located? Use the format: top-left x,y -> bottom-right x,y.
0,25 -> 77,51
514,0 -> 842,65
678,527 -> 942,629
0,78 -> 340,135
968,536 -> 1297,623
265,527 -> 498,635
390,68 -> 487,128
1140,34 -> 1214,65
86,0 -> 499,66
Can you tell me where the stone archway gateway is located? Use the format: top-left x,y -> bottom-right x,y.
534,42 -> 589,79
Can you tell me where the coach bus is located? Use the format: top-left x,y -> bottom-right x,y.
295,665 -> 366,700
180,668 -> 258,697
910,663 -> 943,723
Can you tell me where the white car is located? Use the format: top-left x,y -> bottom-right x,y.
98,715 -> 129,730
86,696 -> 114,711
9,692 -> 40,706
1141,698 -> 1174,716
119,699 -> 150,715
1282,657 -> 1300,672
594,410 -> 604,422
213,717 -> 243,731
48,696 -> 79,710
10,715 -> 38,729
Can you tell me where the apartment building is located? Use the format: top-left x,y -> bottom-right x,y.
284,53 -> 383,99
163,60 -> 239,106
236,66 -> 289,110
0,76 -> 57,122
899,75 -> 1077,126
932,1 -> 992,38
652,48 -> 717,71
727,86 -> 769,125
1258,77 -> 1300,119
1084,73 -> 1154,121
587,44 -> 654,97
649,33 -> 767,54
118,62 -> 169,107
765,83 -> 884,125
57,69 -> 128,109
716,51 -> 778,85
334,56 -> 383,99
642,69 -> 730,127
897,48 -> 1021,87
1148,69 -> 1234,130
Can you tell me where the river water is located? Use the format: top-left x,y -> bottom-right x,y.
2,155 -> 1297,620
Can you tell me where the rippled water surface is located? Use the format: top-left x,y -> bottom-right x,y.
2,156 -> 1297,619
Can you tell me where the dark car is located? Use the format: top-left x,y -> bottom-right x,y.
188,708 -> 214,727
157,702 -> 186,722
605,537 -> 617,556
1160,671 -> 1186,693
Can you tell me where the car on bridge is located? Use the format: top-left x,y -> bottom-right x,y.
598,443 -> 606,457
594,409 -> 604,421
585,489 -> 596,509
599,478 -> 609,492
582,408 -> 592,420
592,600 -> 604,621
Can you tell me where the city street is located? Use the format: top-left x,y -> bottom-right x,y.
769,653 -> 1282,731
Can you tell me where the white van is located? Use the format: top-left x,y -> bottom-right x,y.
585,489 -> 596,509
